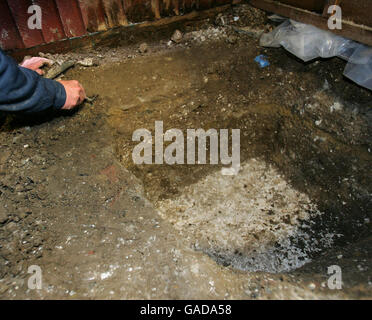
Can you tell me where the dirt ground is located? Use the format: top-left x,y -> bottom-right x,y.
0,4 -> 371,299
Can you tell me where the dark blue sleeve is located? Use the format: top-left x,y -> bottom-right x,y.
0,49 -> 66,113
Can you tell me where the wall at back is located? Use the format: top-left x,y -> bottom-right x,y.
0,0 -> 232,51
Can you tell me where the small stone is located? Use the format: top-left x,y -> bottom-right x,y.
139,43 -> 148,53
226,36 -> 237,44
0,150 -> 11,164
308,283 -> 316,290
0,207 -> 9,224
5,221 -> 17,232
17,207 -> 32,219
12,134 -> 23,144
171,30 -> 183,43
77,57 -> 95,67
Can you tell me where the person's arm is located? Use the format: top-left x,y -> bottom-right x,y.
0,50 -> 86,113
0,49 -> 66,113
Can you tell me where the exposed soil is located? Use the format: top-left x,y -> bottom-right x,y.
0,4 -> 371,299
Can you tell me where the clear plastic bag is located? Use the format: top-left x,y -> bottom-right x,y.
260,20 -> 372,91
343,45 -> 372,90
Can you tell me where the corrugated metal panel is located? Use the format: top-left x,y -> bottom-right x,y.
0,0 -> 231,51
101,0 -> 127,27
33,0 -> 66,43
7,0 -> 45,47
55,0 -> 87,37
0,0 -> 25,50
78,0 -> 107,32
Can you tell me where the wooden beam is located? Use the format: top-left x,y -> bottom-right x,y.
250,0 -> 372,46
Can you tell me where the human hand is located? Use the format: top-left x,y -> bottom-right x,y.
20,57 -> 53,75
57,80 -> 86,110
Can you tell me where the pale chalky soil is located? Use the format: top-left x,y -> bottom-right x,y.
157,159 -> 335,273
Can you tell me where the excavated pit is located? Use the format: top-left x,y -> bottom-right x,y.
88,40 -> 371,276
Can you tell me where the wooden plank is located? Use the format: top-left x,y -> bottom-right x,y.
0,0 -> 24,50
199,0 -> 214,10
250,0 -> 372,46
323,0 -> 372,28
275,0 -> 325,13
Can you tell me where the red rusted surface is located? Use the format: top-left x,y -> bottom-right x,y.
0,0 -> 24,50
102,0 -> 128,27
55,0 -> 86,38
33,0 -> 66,43
0,0 -> 231,52
7,0 -> 45,47
78,0 -> 107,32
124,0 -> 155,22
2,0 -> 372,53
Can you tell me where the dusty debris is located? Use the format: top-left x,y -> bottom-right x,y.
215,13 -> 227,26
171,29 -> 183,43
157,160 -> 329,273
232,26 -> 265,38
77,57 -> 96,67
139,42 -> 148,54
226,35 -> 238,44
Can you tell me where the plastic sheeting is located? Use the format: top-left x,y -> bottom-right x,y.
260,20 -> 372,91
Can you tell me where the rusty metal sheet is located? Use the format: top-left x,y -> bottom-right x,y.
101,0 -> 128,27
33,0 -> 66,43
7,0 -> 45,47
8,4 -> 231,60
78,0 -> 108,32
1,0 -> 231,52
123,0 -> 155,22
55,0 -> 86,37
0,0 -> 24,50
